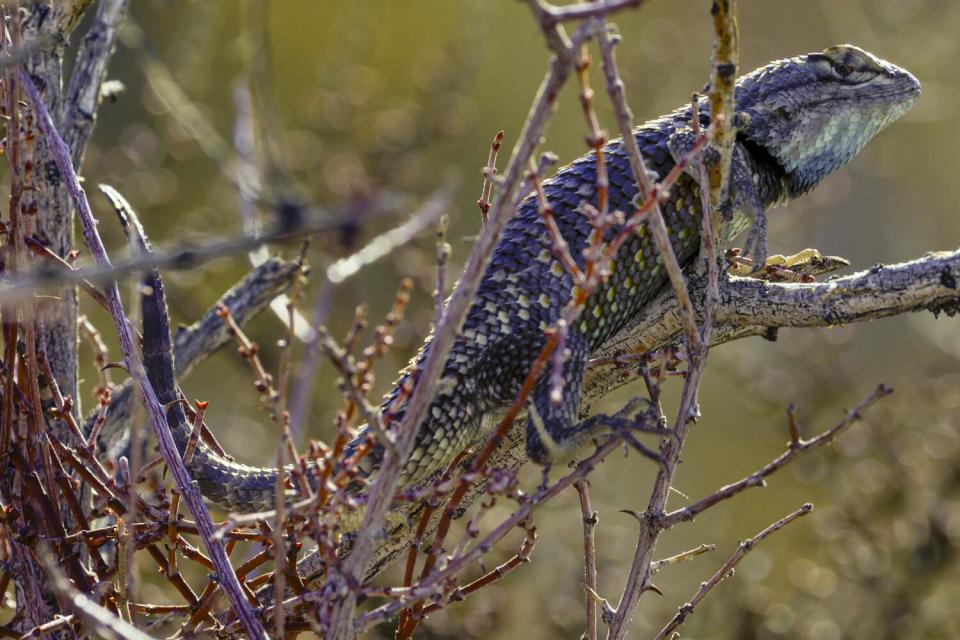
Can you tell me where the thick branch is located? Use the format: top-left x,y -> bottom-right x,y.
601,249 -> 960,360
63,0 -> 131,166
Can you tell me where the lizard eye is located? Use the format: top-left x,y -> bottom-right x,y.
833,62 -> 854,77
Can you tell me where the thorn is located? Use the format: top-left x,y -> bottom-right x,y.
618,509 -> 644,524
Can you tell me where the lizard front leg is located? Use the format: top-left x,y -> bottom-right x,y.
731,144 -> 769,272
668,127 -> 769,273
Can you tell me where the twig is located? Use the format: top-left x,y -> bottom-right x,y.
420,521 -> 537,616
576,480 -> 599,640
477,130 -> 504,225
434,214 -> 450,324
0,195 -> 389,306
650,543 -> 716,573
15,613 -> 75,639
326,188 -> 450,283
654,503 -> 812,640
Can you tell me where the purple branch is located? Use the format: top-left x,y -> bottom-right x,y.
19,68 -> 269,640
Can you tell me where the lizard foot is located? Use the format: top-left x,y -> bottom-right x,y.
728,247 -> 851,280
576,397 -> 666,462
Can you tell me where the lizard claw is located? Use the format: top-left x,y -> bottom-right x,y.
592,399 -> 665,463
607,420 -> 661,463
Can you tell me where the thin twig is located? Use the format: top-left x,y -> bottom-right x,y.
477,130 -> 504,225
0,195 -> 391,306
650,543 -> 716,573
661,385 -> 891,528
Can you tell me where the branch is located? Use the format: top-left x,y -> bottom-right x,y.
653,503 -> 812,640
601,249 -> 960,360
20,68 -> 269,640
323,17 -> 592,637
530,0 -> 649,28
660,384 -> 892,528
62,0 -> 131,166
0,195 -> 388,306
576,480 -> 599,640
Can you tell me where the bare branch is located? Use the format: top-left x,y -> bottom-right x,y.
62,0 -> 131,166
0,194 -> 387,306
660,385 -> 891,528
576,480 -> 599,640
654,503 -> 813,640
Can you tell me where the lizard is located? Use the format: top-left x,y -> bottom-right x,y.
138,44 -> 919,514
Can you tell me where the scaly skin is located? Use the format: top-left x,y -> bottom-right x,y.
140,45 -> 919,513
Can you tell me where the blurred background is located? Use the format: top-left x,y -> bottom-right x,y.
73,1 -> 959,638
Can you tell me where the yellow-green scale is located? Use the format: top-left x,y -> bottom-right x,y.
578,175 -> 704,349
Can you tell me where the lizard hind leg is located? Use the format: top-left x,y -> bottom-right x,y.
525,333 -> 661,470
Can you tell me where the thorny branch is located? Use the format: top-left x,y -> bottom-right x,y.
0,2 -> 955,639
606,3 -> 738,635
655,504 -> 813,640
20,69 -> 270,640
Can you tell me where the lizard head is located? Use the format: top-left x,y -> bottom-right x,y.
734,44 -> 920,199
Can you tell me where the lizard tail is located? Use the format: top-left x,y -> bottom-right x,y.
107,189 -> 304,513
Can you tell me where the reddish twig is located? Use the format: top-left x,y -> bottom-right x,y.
477,130 -> 504,225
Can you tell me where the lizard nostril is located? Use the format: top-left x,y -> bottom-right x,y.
775,106 -> 793,121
